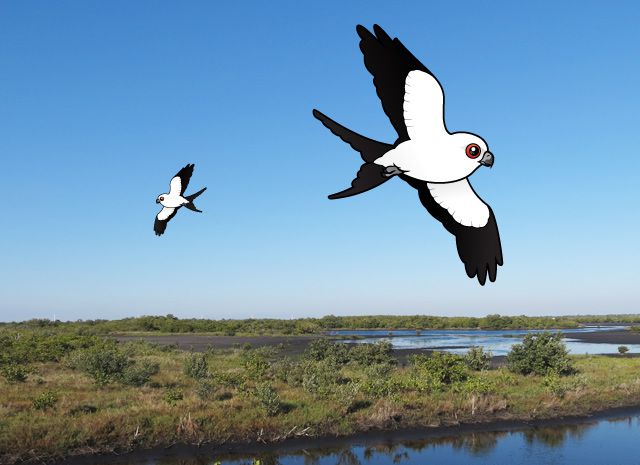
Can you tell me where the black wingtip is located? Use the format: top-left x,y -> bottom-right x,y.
372,24 -> 390,41
312,108 -> 322,119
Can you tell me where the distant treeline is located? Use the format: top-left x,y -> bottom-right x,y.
2,313 -> 638,335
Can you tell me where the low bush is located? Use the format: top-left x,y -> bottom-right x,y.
253,383 -> 281,416
67,344 -> 131,386
121,360 -> 160,386
1,363 -> 30,383
411,352 -> 469,385
183,353 -> 208,380
163,388 -> 183,405
302,360 -> 340,397
304,339 -> 350,364
506,332 -> 574,376
464,346 -> 492,371
241,347 -> 273,378
271,357 -> 304,387
196,379 -> 217,401
459,376 -> 495,395
33,391 -> 58,410
350,341 -> 395,366
618,346 -> 630,355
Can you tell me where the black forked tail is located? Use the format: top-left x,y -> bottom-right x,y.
185,187 -> 206,212
312,109 -> 394,199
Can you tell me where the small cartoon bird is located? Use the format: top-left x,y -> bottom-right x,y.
313,25 -> 503,284
154,164 -> 206,236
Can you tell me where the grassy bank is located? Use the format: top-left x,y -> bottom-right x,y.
2,329 -> 640,464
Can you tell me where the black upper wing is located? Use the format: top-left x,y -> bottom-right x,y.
154,207 -> 180,236
401,175 -> 503,285
172,164 -> 195,196
357,24 -> 433,143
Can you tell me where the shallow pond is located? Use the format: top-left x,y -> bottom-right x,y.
330,326 -> 639,355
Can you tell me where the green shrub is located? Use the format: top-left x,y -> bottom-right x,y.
271,357 -> 304,386
411,352 -> 468,385
464,346 -> 492,371
253,383 -> 281,416
302,360 -> 340,397
67,345 -> 131,386
241,348 -> 272,378
459,376 -> 495,394
211,371 -> 246,390
183,353 -> 208,379
350,341 -> 395,366
304,339 -> 394,367
618,346 -> 630,355
506,332 -> 574,376
542,372 -> 565,396
0,331 -> 101,365
1,363 -> 30,383
121,360 -> 160,386
196,379 -> 217,401
303,339 -> 349,364
163,388 -> 184,405
333,381 -> 362,413
33,391 -> 58,410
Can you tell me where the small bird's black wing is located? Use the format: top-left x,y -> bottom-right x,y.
401,175 -> 503,285
154,207 -> 180,236
170,164 -> 195,196
357,24 -> 434,143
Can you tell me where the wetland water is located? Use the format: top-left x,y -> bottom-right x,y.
332,326 -> 638,355
67,410 -> 640,464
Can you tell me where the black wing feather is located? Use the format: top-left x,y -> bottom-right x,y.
174,164 -> 194,195
328,163 -> 389,200
357,24 -> 433,143
401,175 -> 503,285
312,109 -> 392,163
154,208 -> 180,236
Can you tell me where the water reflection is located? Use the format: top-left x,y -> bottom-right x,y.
72,414 -> 640,465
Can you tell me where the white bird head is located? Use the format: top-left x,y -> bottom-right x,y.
426,132 -> 494,182
156,194 -> 168,206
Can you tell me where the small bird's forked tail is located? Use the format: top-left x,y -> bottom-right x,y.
185,187 -> 206,212
312,109 -> 394,199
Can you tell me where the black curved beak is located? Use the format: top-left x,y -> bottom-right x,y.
480,151 -> 494,168
156,199 -> 160,204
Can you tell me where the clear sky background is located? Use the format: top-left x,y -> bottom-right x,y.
1,0 -> 638,322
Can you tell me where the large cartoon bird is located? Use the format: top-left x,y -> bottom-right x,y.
154,164 -> 206,236
313,25 -> 503,285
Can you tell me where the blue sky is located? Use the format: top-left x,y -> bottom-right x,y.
1,0 -> 638,322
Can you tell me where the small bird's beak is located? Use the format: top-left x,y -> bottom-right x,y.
480,151 -> 494,168
156,199 -> 160,204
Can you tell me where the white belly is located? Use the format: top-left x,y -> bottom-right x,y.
161,195 -> 187,208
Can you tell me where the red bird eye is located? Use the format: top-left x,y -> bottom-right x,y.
466,143 -> 481,159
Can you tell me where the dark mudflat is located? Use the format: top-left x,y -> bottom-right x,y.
563,329 -> 640,345
114,334 -> 322,357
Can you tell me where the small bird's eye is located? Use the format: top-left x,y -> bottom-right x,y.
160,197 -> 164,201
465,143 -> 481,159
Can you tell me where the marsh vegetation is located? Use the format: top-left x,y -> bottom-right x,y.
2,322 -> 640,464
